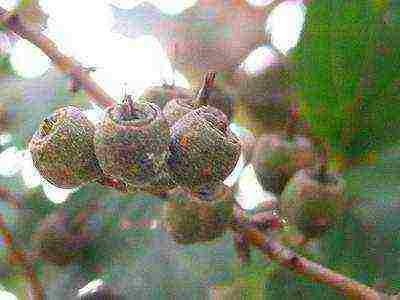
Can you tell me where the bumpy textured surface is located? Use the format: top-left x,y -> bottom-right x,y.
168,106 -> 241,192
94,101 -> 171,188
252,134 -> 316,195
162,97 -> 197,127
141,164 -> 177,197
164,188 -> 234,245
29,106 -> 103,188
280,169 -> 346,239
32,208 -> 96,266
139,84 -> 193,109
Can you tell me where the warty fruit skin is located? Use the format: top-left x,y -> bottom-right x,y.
279,168 -> 346,239
168,106 -> 241,193
94,100 -> 171,189
164,187 -> 234,245
29,106 -> 103,189
162,97 -> 197,128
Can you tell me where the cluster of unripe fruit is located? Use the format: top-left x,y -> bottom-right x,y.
29,71 -> 240,194
29,72 -> 241,251
28,69 -> 347,266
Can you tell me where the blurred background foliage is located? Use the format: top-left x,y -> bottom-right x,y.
0,0 -> 399,299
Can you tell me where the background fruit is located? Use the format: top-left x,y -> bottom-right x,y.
163,188 -> 233,245
280,168 -> 346,239
252,133 -> 316,195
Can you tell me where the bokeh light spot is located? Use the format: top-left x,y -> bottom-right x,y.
236,164 -> 276,210
239,45 -> 278,76
247,0 -> 275,7
42,180 -> 77,204
10,39 -> 51,78
265,0 -> 306,55
0,146 -> 23,177
107,0 -> 197,14
0,290 -> 18,300
0,0 -> 17,10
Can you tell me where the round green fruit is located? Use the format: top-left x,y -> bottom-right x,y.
279,168 -> 346,239
252,134 -> 316,195
163,188 -> 234,245
32,208 -> 97,266
139,84 -> 193,109
94,98 -> 171,189
29,106 -> 103,189
168,106 -> 241,193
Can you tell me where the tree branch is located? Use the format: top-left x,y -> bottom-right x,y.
0,8 -> 115,109
232,205 -> 388,300
0,187 -> 44,300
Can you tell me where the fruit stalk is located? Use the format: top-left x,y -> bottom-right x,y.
232,204 -> 386,300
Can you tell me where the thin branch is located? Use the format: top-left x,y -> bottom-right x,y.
0,8 -> 115,109
232,205 -> 388,300
0,212 -> 44,300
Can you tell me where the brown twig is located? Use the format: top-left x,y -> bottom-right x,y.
232,205 -> 387,300
0,209 -> 44,299
0,8 -> 115,109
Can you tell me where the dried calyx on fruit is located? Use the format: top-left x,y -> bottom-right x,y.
162,71 -> 217,127
279,145 -> 346,239
94,95 -> 173,190
163,185 -> 234,245
252,104 -> 316,195
168,101 -> 241,193
192,79 -> 235,122
32,207 -> 97,266
29,106 -> 104,189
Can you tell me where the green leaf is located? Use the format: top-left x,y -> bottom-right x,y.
292,0 -> 400,160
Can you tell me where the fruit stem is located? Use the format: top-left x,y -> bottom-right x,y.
195,71 -> 216,107
122,93 -> 145,121
232,204 -> 387,300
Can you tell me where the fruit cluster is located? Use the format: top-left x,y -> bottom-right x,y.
29,68 -> 347,247
29,71 -> 241,246
29,71 -> 240,194
249,107 -> 347,239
